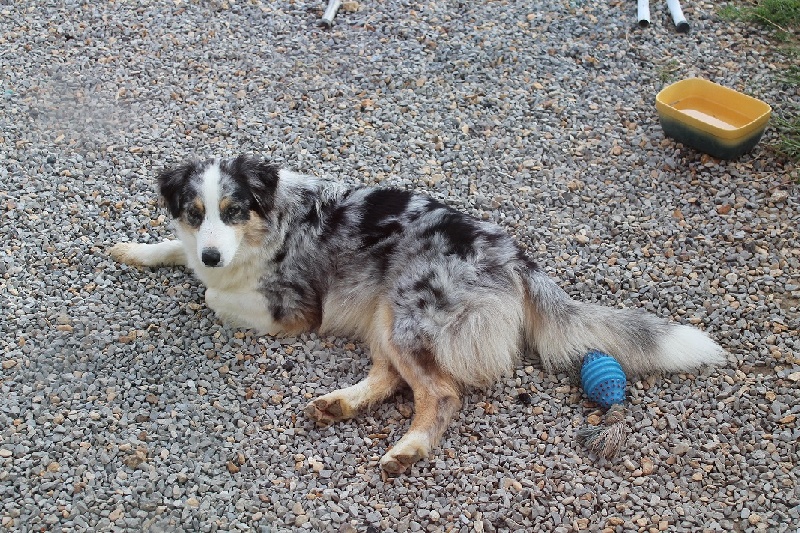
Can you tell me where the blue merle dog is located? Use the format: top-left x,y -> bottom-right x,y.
110,155 -> 725,474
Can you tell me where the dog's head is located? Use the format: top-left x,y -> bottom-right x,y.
158,155 -> 279,268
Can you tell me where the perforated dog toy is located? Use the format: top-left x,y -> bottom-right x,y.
576,350 -> 629,457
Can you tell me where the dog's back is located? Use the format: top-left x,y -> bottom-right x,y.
308,183 -> 725,386
311,186 -> 529,387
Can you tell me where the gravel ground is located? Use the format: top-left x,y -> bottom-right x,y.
1,0 -> 799,531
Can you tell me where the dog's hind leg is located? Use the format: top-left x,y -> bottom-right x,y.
109,240 -> 187,267
379,344 -> 462,475
305,355 -> 404,426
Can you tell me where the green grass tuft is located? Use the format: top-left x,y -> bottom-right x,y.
657,60 -> 681,84
719,0 -> 799,37
720,0 -> 798,163
774,110 -> 800,161
778,64 -> 800,85
751,0 -> 800,27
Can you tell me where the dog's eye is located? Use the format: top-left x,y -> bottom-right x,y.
186,206 -> 203,226
223,205 -> 246,220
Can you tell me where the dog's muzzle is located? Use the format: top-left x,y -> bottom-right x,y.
201,248 -> 222,267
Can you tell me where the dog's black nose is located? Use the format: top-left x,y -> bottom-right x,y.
201,248 -> 221,267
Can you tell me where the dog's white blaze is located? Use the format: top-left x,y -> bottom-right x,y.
197,162 -> 239,266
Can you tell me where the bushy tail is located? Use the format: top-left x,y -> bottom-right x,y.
523,270 -> 726,376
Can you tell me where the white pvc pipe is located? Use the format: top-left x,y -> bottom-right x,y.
321,0 -> 341,26
637,0 -> 651,27
666,0 -> 690,32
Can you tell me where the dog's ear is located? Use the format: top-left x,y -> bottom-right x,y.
227,155 -> 280,218
158,162 -> 197,217
247,160 -> 280,218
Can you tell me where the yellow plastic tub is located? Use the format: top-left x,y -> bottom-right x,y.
655,78 -> 772,159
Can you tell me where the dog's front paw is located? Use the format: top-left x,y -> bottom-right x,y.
304,397 -> 349,426
380,433 -> 430,475
109,242 -> 143,266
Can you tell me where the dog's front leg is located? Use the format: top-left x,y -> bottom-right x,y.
109,240 -> 187,267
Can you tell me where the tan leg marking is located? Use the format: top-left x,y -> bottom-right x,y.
276,313 -> 321,336
305,355 -> 404,426
379,350 -> 462,475
374,304 -> 463,475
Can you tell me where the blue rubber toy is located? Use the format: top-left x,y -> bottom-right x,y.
580,350 -> 627,409
577,350 -> 629,458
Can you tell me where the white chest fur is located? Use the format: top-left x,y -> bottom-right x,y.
178,236 -> 281,335
203,286 -> 280,335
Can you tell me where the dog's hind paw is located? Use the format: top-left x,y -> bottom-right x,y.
380,433 -> 430,475
304,397 -> 349,426
380,450 -> 424,475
